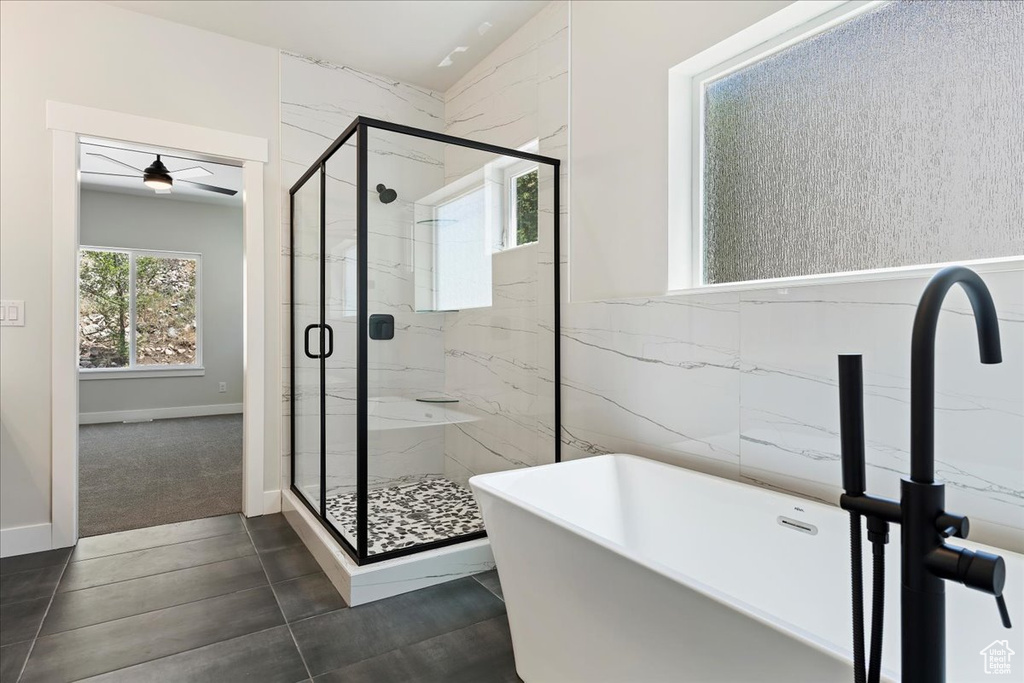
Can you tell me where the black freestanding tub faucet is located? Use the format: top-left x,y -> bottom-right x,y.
839,265 -> 1012,683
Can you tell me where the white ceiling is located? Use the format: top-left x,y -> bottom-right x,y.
79,138 -> 243,206
102,0 -> 549,91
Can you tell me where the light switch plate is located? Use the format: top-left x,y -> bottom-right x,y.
0,300 -> 25,327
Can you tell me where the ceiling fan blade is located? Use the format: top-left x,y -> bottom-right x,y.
169,166 -> 212,179
80,171 -> 140,179
178,179 -> 238,196
86,152 -> 144,174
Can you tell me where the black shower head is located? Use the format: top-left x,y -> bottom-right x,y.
376,183 -> 398,204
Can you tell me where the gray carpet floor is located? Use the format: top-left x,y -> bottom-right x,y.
78,414 -> 243,537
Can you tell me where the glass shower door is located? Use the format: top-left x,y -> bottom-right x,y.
291,170 -> 323,513
322,140 -> 359,553
291,117 -> 560,565
363,127 -> 452,556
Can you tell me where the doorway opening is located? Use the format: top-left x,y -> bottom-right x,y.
75,138 -> 244,536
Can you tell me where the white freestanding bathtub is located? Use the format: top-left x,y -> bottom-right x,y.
470,454 -> 1023,682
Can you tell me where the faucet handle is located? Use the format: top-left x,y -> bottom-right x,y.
959,548 -> 1006,597
927,545 -> 1011,629
995,594 -> 1012,629
936,512 -> 969,539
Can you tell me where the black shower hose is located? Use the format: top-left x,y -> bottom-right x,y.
850,512 -> 867,683
850,512 -> 887,683
868,542 -> 886,683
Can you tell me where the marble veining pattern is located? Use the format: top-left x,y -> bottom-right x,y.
433,1 -> 1022,552
559,268 -> 1024,551
281,50 -> 448,497
439,1 -> 568,489
280,0 -> 1023,556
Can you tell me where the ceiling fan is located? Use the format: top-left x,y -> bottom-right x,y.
82,149 -> 238,196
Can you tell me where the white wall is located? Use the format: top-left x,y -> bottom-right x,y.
569,0 -> 789,301
0,1 -> 281,534
563,1 -> 1023,550
78,190 -> 243,417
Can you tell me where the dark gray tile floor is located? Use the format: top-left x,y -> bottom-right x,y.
0,514 -> 515,683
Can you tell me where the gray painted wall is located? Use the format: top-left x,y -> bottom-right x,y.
79,190 -> 243,417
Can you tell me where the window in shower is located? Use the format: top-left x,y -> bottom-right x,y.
434,185 -> 491,311
673,0 -> 1024,287
504,163 -> 538,249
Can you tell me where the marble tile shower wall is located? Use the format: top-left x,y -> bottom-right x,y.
437,1 -> 1022,552
278,3 -> 1021,555
440,1 -> 569,487
560,270 -> 1024,551
437,1 -> 1022,550
280,52 -> 448,498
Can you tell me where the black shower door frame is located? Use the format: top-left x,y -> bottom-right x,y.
289,117 -> 562,566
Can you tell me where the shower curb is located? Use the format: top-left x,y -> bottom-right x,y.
281,489 -> 495,606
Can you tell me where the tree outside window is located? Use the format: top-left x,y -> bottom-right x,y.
513,169 -> 538,246
78,248 -> 200,370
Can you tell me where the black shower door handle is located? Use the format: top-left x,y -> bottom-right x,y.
323,324 -> 334,359
303,323 -> 318,359
303,323 -> 334,359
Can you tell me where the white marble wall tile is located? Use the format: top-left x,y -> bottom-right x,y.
560,293 -> 742,468
738,268 -> 1024,546
281,51 -> 448,497
444,24 -> 539,165
283,3 -> 1024,555
442,304 -> 544,475
281,52 -> 442,182
492,245 -> 539,309
437,1 -> 568,487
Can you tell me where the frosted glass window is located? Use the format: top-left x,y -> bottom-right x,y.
701,1 -> 1024,285
435,187 -> 492,310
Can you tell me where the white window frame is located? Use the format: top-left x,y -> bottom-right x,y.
503,161 -> 539,250
667,0 -> 1022,293
78,245 -> 204,378
411,139 -> 542,312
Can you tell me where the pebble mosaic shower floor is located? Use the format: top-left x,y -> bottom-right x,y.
325,478 -> 486,555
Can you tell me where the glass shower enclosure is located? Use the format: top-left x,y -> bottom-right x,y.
290,117 -> 561,564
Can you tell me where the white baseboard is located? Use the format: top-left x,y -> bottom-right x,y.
79,403 -> 243,425
263,490 -> 281,514
0,523 -> 54,558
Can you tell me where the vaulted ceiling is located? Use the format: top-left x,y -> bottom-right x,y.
102,1 -> 549,91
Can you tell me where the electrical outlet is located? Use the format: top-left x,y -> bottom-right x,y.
218,382 -> 227,393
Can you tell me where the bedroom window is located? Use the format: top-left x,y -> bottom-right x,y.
79,247 -> 201,373
670,0 -> 1024,288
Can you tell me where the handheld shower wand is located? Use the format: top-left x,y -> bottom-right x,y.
840,354 -> 889,683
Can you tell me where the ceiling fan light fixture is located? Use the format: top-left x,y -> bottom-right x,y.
142,155 -> 173,191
